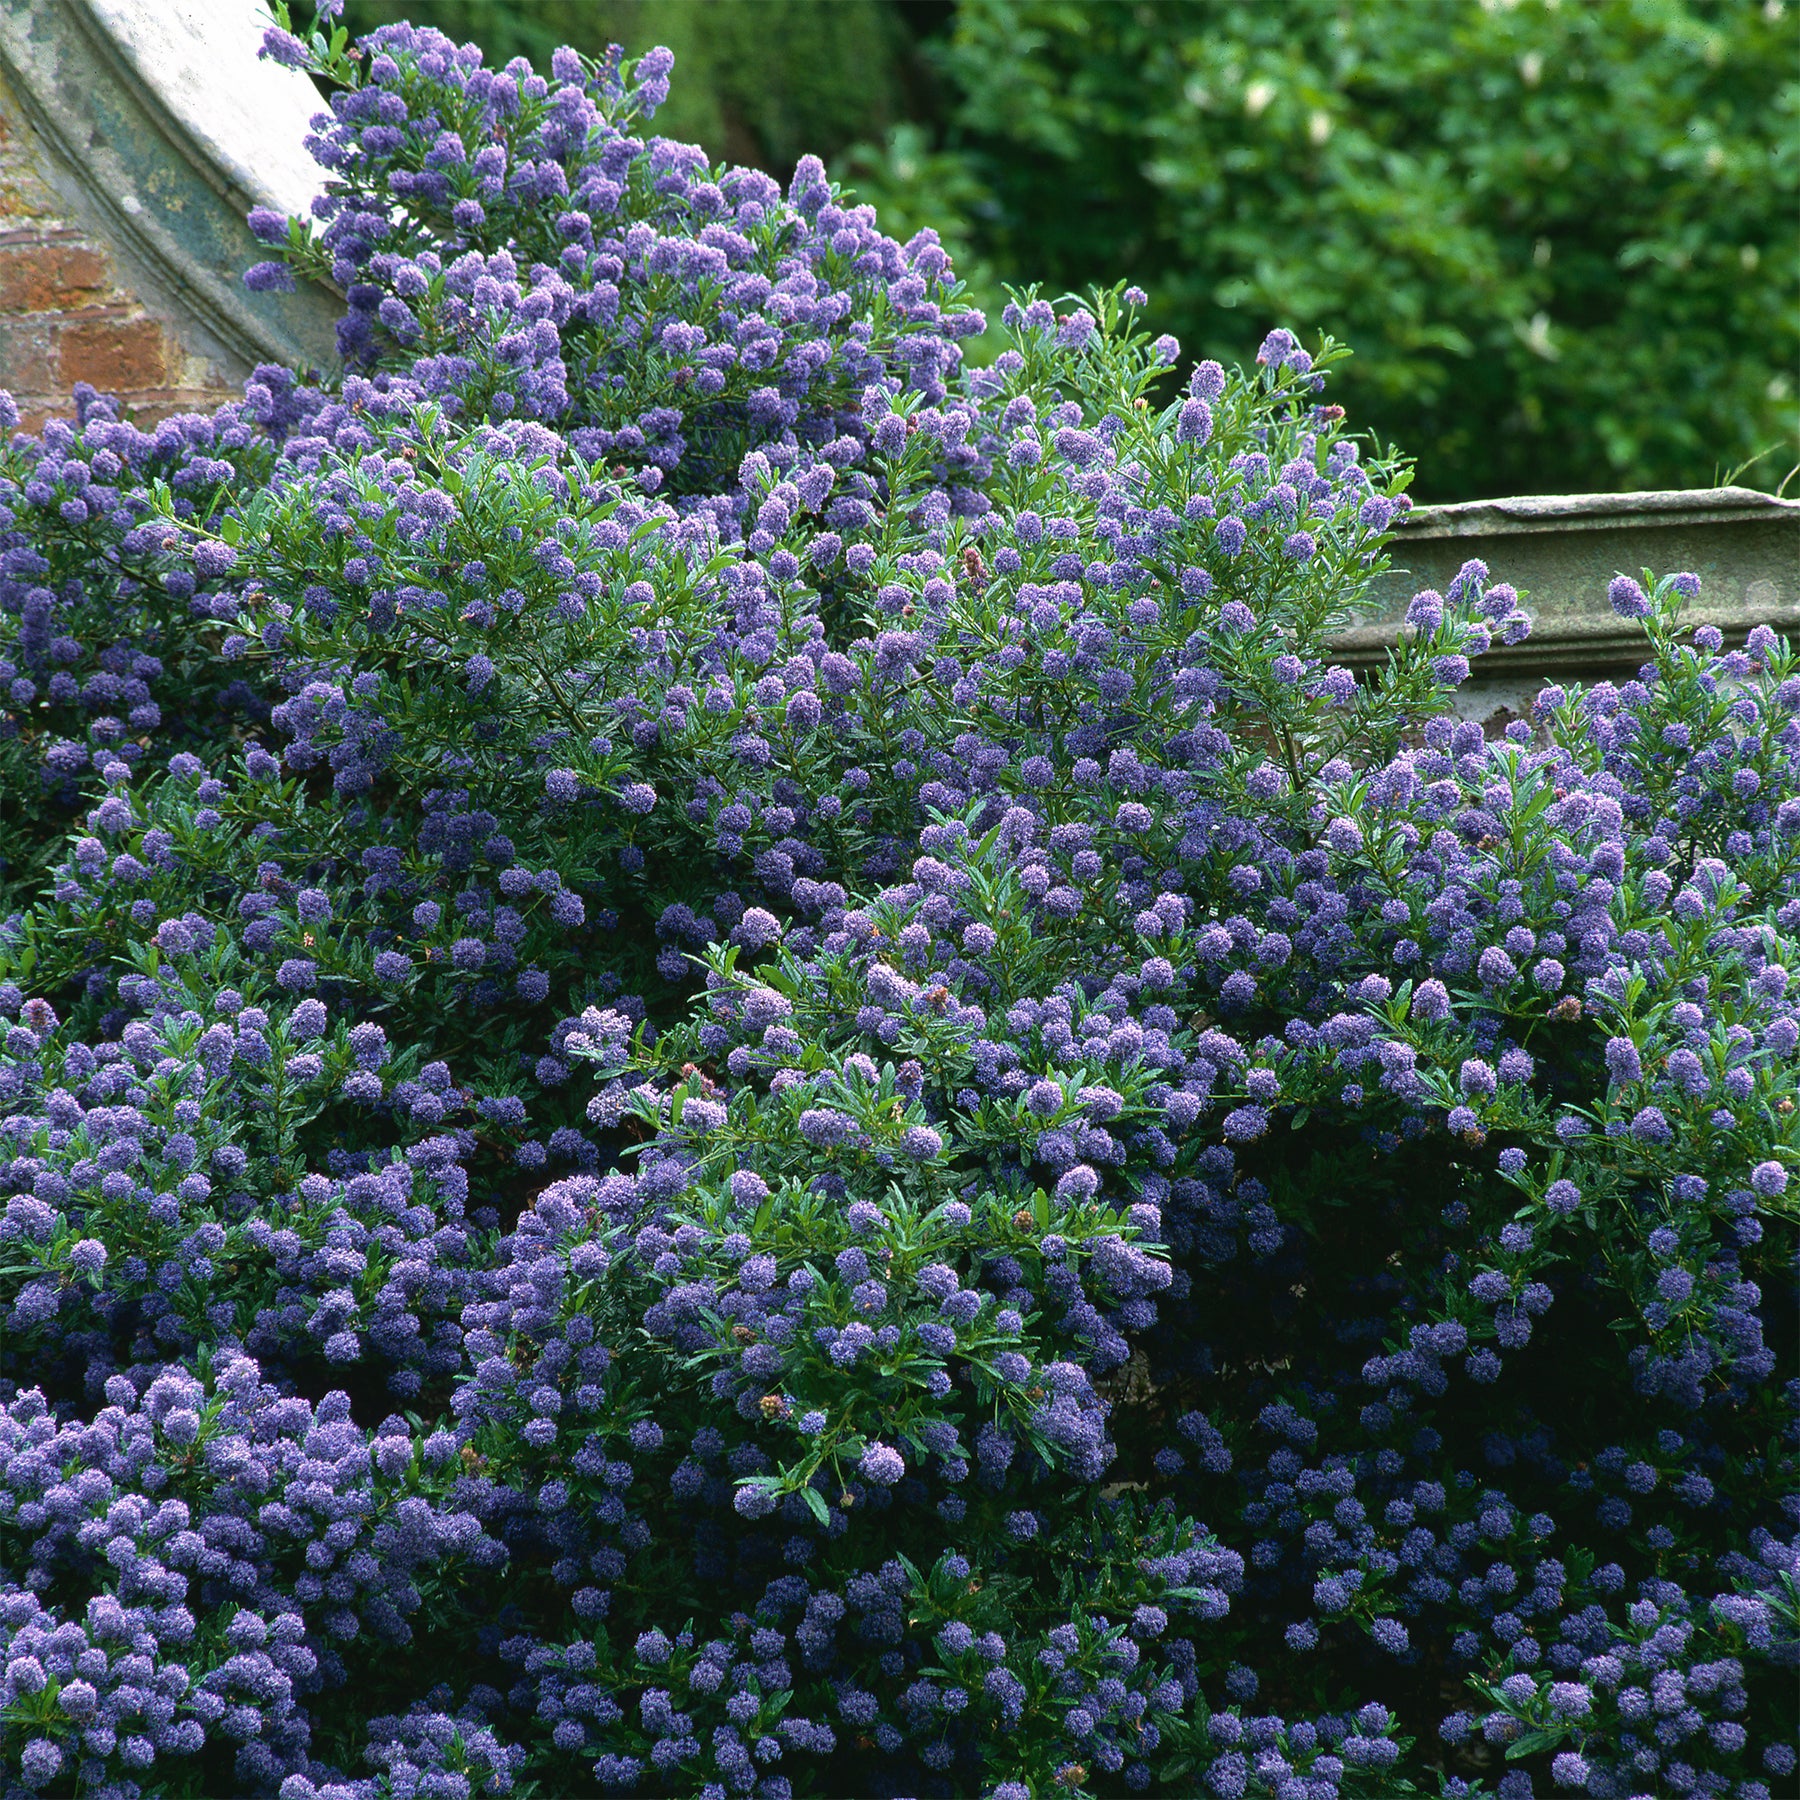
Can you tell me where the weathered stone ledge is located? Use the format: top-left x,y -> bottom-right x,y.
1336,485 -> 1800,719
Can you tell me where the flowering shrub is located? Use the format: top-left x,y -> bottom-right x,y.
862,0 -> 1799,503
0,10 -> 1795,1800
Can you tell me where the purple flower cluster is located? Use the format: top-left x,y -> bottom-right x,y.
0,1358 -> 505,1796
0,8 -> 1794,1797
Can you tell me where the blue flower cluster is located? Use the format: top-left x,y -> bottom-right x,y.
0,8 -> 1794,1798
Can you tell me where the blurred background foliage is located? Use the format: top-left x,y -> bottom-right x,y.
341,0 -> 1798,503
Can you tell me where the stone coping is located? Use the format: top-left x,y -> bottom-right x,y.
81,0 -> 326,224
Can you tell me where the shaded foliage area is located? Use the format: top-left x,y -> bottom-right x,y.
897,0 -> 1798,503
342,0 -> 943,175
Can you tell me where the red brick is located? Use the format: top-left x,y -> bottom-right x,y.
120,385 -> 236,424
55,314 -> 168,389
0,238 -> 110,313
0,314 -> 58,391
17,397 -> 66,435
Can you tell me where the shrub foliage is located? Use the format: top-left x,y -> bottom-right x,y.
0,14 -> 1794,1800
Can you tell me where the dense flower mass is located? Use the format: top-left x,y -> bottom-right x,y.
0,8 -> 1795,1799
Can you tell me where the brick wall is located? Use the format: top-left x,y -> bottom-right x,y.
0,68 -> 238,433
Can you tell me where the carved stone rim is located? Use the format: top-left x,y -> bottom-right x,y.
72,0 -> 326,224
1337,603 -> 1800,666
0,0 -> 338,377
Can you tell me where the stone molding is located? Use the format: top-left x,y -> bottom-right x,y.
0,0 -> 336,424
1338,486 -> 1800,675
78,0 -> 325,224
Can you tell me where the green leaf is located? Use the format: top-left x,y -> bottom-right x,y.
1506,1728 -> 1568,1760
